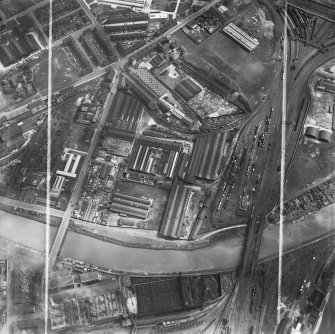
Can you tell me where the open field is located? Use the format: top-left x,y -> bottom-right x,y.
34,47 -> 82,92
173,5 -> 278,108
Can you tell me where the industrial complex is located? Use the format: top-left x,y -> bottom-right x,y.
0,0 -> 334,333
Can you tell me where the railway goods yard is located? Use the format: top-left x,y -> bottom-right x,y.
0,0 -> 334,333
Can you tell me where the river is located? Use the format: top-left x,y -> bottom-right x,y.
0,202 -> 334,274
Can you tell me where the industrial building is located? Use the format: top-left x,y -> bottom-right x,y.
79,271 -> 101,284
129,136 -> 182,178
104,20 -> 149,27
316,79 -> 335,94
222,23 -> 259,52
159,184 -> 192,239
159,94 -> 194,125
304,125 -> 319,139
132,68 -> 168,97
187,132 -> 227,182
56,152 -> 81,179
131,276 -> 185,316
0,124 -> 25,152
318,129 -> 332,143
49,275 -> 75,291
51,175 -> 66,198
174,77 -> 202,101
96,0 -> 146,9
106,91 -> 144,133
0,29 -> 41,68
110,192 -> 152,219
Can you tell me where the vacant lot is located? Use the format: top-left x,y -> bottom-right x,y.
34,47 -> 82,92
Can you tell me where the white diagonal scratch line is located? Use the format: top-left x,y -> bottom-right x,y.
278,0 -> 288,325
45,0 -> 53,332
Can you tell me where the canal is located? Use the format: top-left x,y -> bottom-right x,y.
0,202 -> 334,274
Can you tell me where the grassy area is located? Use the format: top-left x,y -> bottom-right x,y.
34,47 -> 82,93
173,4 -> 278,108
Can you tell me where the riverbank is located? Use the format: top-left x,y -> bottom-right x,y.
69,219 -> 246,251
0,202 -> 61,227
0,204 -> 334,275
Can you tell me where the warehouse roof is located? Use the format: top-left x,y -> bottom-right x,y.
187,132 -> 227,181
175,77 -> 202,101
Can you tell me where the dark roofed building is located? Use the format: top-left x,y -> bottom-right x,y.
132,276 -> 184,316
187,132 -> 226,182
149,53 -> 164,68
0,47 -> 12,67
5,42 -> 21,61
0,143 -> 9,158
18,118 -> 38,134
6,135 -> 25,151
159,184 -> 192,239
106,91 -> 144,133
14,38 -> 31,56
175,77 -> 202,101
110,192 -> 151,220
0,124 -> 22,142
99,163 -> 111,179
25,34 -> 40,51
15,15 -> 35,34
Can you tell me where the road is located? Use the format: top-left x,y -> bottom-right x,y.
0,195 -> 64,217
48,71 -> 119,269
